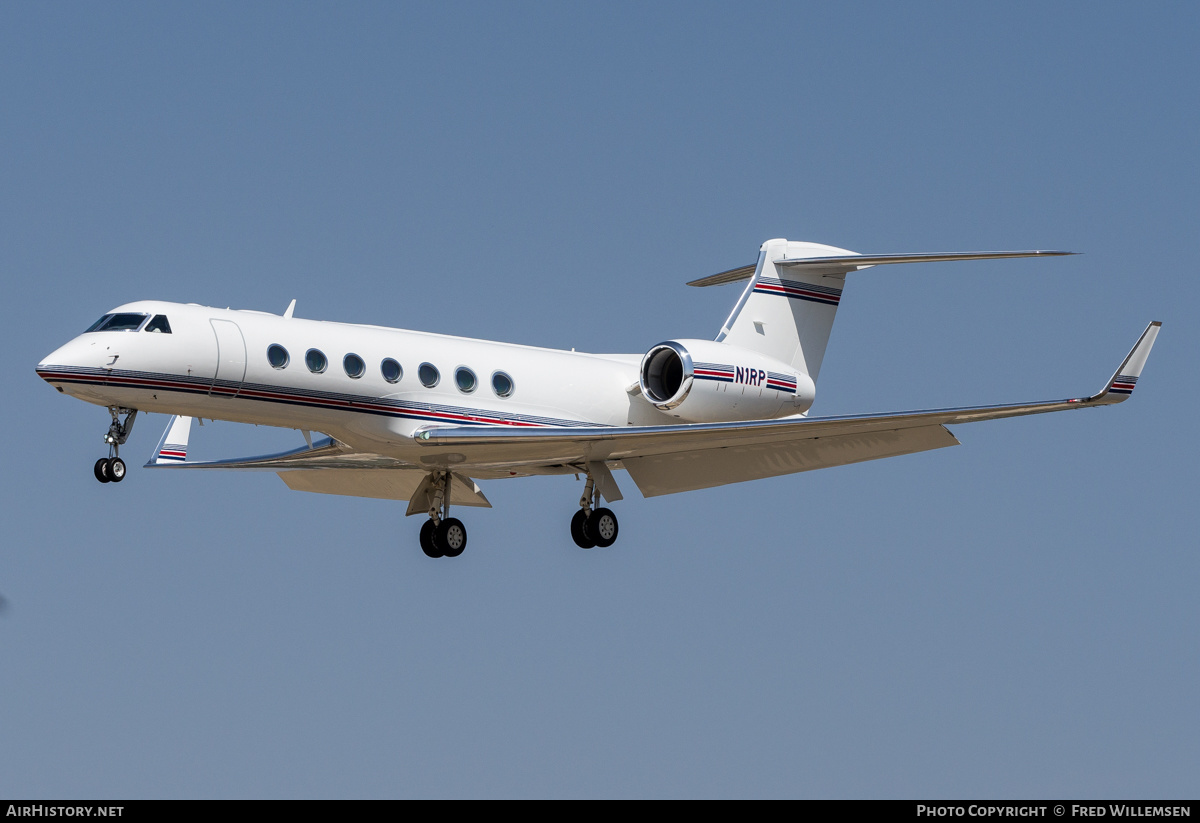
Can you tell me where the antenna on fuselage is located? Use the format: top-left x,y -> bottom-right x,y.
283,299 -> 296,319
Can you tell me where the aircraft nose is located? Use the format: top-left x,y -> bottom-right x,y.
37,341 -> 73,373
36,337 -> 95,382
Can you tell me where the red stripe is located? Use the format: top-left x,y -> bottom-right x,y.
755,284 -> 841,302
41,369 -> 569,428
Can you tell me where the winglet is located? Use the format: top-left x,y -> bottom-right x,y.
1087,321 -> 1162,404
146,415 -> 193,466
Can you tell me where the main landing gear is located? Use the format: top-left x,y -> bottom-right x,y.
94,406 -> 137,484
570,469 -> 619,549
418,471 -> 468,559
412,466 -> 621,556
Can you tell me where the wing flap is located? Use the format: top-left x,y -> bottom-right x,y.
623,425 -> 959,496
279,469 -> 491,507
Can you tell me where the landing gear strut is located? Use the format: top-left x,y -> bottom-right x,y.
418,470 -> 467,559
94,406 -> 137,484
570,468 -> 619,549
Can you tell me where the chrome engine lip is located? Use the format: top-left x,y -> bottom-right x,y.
639,341 -> 695,410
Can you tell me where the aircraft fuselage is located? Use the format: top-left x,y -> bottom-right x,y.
37,300 -> 804,466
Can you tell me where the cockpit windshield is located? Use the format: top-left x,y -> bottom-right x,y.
86,313 -> 149,332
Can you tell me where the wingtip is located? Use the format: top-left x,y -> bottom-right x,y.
1090,321 -> 1162,404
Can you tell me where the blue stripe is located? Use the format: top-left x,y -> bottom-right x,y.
38,366 -> 602,429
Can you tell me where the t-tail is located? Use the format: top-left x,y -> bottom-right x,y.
691,240 -> 1074,385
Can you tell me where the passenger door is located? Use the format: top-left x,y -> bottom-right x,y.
210,319 -> 247,397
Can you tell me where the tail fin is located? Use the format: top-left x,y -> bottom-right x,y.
702,240 -> 1073,383
714,239 -> 853,382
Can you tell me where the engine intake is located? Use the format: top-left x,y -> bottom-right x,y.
640,342 -> 693,409
638,339 -> 815,422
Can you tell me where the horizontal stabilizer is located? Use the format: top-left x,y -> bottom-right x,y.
687,264 -> 758,288
688,250 -> 1074,287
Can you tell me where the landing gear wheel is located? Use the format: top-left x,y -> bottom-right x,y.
570,509 -> 595,549
107,457 -> 126,483
419,520 -> 444,558
586,507 -> 618,548
438,518 -> 467,557
94,458 -> 111,483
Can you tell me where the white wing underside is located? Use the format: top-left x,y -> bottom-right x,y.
145,322 -> 1161,500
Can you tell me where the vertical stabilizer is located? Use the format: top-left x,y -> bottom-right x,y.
717,239 -> 855,382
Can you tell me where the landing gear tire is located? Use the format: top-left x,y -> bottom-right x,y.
438,518 -> 467,557
419,520 -> 444,558
107,457 -> 126,483
586,507 -> 618,548
571,510 -> 595,549
94,458 -> 111,483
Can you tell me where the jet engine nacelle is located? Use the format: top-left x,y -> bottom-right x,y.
638,339 -> 815,423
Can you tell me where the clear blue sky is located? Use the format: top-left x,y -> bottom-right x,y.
2,1 -> 1196,798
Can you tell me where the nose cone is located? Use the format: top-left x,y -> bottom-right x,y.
38,340 -> 75,372
37,335 -> 113,386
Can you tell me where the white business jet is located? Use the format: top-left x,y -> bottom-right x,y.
37,239 -> 1160,558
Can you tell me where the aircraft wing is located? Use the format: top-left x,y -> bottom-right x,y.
144,419 -> 491,507
414,322 -> 1161,496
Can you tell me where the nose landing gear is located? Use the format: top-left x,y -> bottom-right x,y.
94,407 -> 137,484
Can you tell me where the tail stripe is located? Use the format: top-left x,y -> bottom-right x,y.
753,277 -> 843,306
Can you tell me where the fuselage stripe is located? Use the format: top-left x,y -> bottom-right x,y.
36,367 -> 599,428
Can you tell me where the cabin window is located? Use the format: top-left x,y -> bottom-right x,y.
267,344 -> 290,369
455,367 -> 477,393
91,313 -> 148,332
343,353 -> 365,379
418,363 -> 439,388
145,315 -> 172,334
492,371 -> 514,398
305,349 -> 328,374
381,358 -> 402,383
